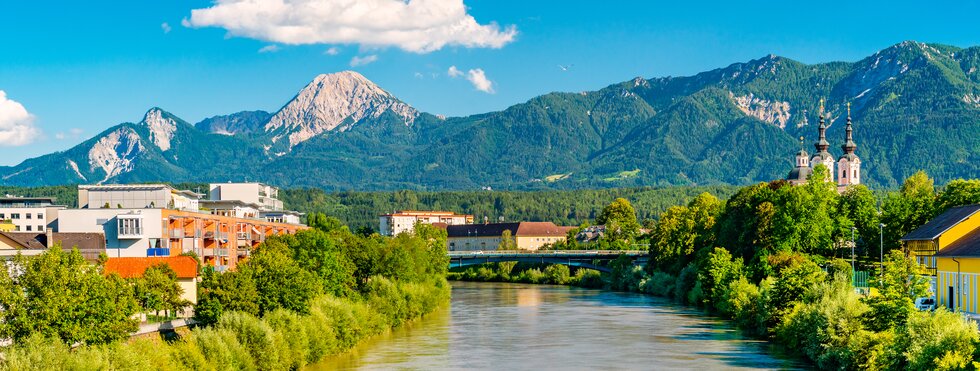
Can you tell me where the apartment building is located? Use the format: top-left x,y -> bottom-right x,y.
78,184 -> 202,211
446,222 -> 574,251
209,183 -> 284,211
0,196 -> 66,233
380,210 -> 474,236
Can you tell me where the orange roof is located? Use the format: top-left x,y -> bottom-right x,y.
104,256 -> 198,279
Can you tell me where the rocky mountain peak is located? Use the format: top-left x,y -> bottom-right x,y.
263,71 -> 419,150
140,107 -> 178,151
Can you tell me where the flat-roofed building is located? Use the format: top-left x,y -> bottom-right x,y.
380,210 -> 474,236
0,196 -> 66,233
78,184 -> 203,211
446,222 -> 574,251
209,183 -> 284,211
58,207 -> 306,271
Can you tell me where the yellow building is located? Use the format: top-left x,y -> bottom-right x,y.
902,204 -> 980,312
446,222 -> 574,251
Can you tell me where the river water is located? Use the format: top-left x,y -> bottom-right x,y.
313,281 -> 799,370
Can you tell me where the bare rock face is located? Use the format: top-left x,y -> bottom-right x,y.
142,108 -> 177,151
731,92 -> 792,129
263,71 -> 419,152
87,127 -> 144,183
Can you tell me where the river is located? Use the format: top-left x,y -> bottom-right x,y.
313,281 -> 799,370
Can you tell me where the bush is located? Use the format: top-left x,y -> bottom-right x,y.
775,276 -> 869,369
544,265 -> 571,285
217,311 -> 290,370
572,269 -> 604,288
639,271 -> 675,297
895,309 -> 980,370
674,264 -> 698,305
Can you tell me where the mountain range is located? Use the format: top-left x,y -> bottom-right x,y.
2,41 -> 978,190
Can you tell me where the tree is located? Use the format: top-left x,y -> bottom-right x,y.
237,242 -> 320,315
272,230 -> 357,297
647,193 -> 722,273
0,246 -> 140,345
195,266 -> 260,325
893,308 -> 980,370
132,263 -> 189,317
863,250 -> 930,331
698,247 -> 743,312
499,230 -> 517,250
596,198 -> 641,242
881,171 -> 936,252
935,179 -> 980,213
838,185 -> 881,256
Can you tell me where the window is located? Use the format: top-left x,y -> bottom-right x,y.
25,225 -> 32,231
26,213 -> 32,219
118,217 -> 143,236
14,226 -> 20,231
0,213 -> 4,219
11,213 -> 20,219
37,225 -> 43,231
36,213 -> 42,219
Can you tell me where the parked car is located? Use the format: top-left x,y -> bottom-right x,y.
915,297 -> 936,311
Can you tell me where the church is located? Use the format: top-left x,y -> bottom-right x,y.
786,100 -> 862,190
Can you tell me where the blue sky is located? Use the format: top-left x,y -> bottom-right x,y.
1,0 -> 979,165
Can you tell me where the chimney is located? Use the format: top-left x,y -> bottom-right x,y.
45,229 -> 54,248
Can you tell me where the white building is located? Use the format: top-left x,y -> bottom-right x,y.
58,208 -> 167,258
379,211 -> 474,236
209,183 -> 284,211
78,184 -> 202,211
0,196 -> 66,232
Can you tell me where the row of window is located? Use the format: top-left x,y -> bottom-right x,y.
0,213 -> 44,220
10,225 -> 44,231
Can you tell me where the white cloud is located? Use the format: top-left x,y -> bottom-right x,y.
0,91 -> 41,146
258,45 -> 280,53
324,46 -> 341,56
466,68 -> 494,93
349,54 -> 378,67
161,22 -> 172,33
447,65 -> 463,78
185,0 -> 517,53
414,72 -> 424,79
56,127 -> 83,140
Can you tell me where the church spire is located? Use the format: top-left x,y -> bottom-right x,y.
814,99 -> 830,154
841,102 -> 857,155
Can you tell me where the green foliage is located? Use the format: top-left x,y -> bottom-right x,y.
775,275 -> 869,369
863,250 -> 931,332
131,263 -> 189,315
0,246 -> 140,345
697,247 -> 744,312
596,198 -> 641,242
544,264 -> 571,285
647,192 -> 722,273
894,309 -> 980,370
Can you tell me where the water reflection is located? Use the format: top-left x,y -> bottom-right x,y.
313,282 -> 799,370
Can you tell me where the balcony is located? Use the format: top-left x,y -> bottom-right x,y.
147,248 -> 170,257
236,232 -> 251,240
204,231 -> 215,239
168,229 -> 184,238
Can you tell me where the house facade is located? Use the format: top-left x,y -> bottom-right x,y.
380,210 -> 474,236
902,204 -> 980,312
0,196 -> 66,233
446,222 -> 574,251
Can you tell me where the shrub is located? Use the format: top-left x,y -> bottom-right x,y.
639,271 -> 675,297
572,269 -> 604,288
674,264 -> 698,305
775,276 -> 869,369
544,265 -> 571,285
217,312 -> 290,370
894,308 -> 980,370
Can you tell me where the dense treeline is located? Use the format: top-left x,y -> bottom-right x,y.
0,219 -> 451,370
0,184 -> 737,230
448,262 -> 604,289
614,169 -> 980,369
278,185 -> 739,229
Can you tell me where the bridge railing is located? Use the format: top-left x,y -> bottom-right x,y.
447,250 -> 647,257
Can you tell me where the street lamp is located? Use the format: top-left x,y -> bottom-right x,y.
850,226 -> 857,286
879,223 -> 886,286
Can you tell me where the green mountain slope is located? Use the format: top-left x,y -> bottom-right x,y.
1,41 -> 977,189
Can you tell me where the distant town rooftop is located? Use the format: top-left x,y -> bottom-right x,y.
382,210 -> 473,217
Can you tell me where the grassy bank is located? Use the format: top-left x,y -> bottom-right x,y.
2,276 -> 451,370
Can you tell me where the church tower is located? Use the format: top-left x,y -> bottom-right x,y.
837,102 -> 861,187
786,135 -> 812,185
810,99 -> 836,182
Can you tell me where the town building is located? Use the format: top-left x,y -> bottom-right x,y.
0,196 -> 66,232
208,182 -> 302,224
380,210 -> 474,236
78,184 -> 202,211
786,102 -> 861,189
0,230 -> 107,261
104,256 -> 199,304
901,204 -> 980,313
446,222 -> 574,251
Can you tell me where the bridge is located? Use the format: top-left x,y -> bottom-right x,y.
447,250 -> 648,273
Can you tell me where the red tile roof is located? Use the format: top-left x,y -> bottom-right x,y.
104,256 -> 198,279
